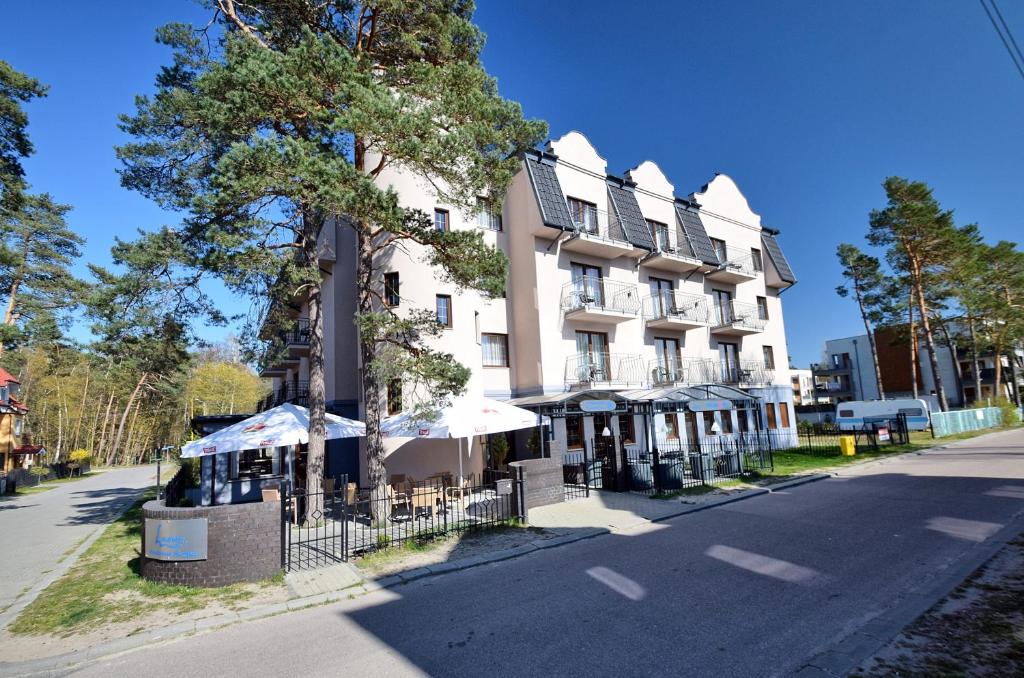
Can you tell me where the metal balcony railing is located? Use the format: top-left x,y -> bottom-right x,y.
811,359 -> 852,373
565,353 -> 645,386
282,318 -> 311,346
713,300 -> 767,331
568,209 -> 628,244
648,358 -> 719,385
717,361 -> 775,386
713,246 -> 760,276
561,277 -> 641,315
274,380 -> 310,407
642,291 -> 711,324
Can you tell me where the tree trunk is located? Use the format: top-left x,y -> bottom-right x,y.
853,283 -> 885,399
96,391 -> 115,460
911,259 -> 949,411
992,336 -> 1005,404
967,317 -> 984,404
71,366 -> 90,451
111,373 -> 147,465
357,223 -> 388,522
123,398 -> 143,465
0,231 -> 30,359
908,287 -> 919,399
937,319 -> 964,407
302,214 -> 326,524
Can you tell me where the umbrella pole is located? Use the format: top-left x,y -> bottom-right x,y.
458,437 -> 464,483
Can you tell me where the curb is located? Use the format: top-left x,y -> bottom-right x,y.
792,509 -> 1024,677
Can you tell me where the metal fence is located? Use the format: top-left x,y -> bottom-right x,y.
931,407 -> 1002,438
623,437 -> 775,496
282,472 -> 517,571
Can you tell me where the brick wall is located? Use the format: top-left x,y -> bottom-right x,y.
510,449 -> 564,519
141,499 -> 281,588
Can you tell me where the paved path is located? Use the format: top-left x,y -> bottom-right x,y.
0,465 -> 157,623
45,431 -> 1024,677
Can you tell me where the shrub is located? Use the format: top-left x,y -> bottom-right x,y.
28,465 -> 50,485
489,434 -> 510,468
992,396 -> 1021,426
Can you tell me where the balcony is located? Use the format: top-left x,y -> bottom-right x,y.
561,277 -> 641,324
283,318 -> 311,357
565,353 -> 645,389
718,360 -> 775,386
811,360 -> 852,376
710,300 -> 766,336
272,380 -> 310,408
705,246 -> 761,284
640,236 -> 704,274
648,358 -> 718,386
643,291 -> 711,330
561,219 -> 636,259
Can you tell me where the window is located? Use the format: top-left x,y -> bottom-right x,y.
838,408 -> 854,418
751,248 -> 763,272
566,417 -> 584,450
617,414 -> 635,444
762,345 -> 776,370
434,208 -> 449,232
13,416 -> 24,437
384,272 -> 400,307
481,333 -> 509,367
720,412 -> 734,434
575,331 -> 609,380
779,402 -> 791,428
710,237 -> 728,263
476,198 -> 502,231
649,277 -> 673,317
387,380 -> 403,415
737,409 -> 750,433
571,262 -> 603,306
436,294 -> 452,327
713,289 -> 733,324
663,413 -> 680,440
236,449 -> 275,479
703,411 -> 717,435
654,337 -> 680,380
567,197 -> 598,233
647,219 -> 671,251
719,342 -> 739,383
756,296 -> 769,321
898,407 -> 924,417
766,402 -> 778,430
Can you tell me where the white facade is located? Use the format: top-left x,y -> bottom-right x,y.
264,131 -> 800,478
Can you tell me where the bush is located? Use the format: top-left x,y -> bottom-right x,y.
28,465 -> 50,485
992,396 -> 1021,426
69,449 -> 92,465
489,434 -> 510,468
797,420 -> 814,433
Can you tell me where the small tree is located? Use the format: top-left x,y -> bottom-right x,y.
68,448 -> 92,476
28,464 -> 49,486
489,434 -> 510,469
836,243 -> 889,400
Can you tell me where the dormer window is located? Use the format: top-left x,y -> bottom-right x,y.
646,219 -> 671,252
710,237 -> 728,263
566,197 -> 598,234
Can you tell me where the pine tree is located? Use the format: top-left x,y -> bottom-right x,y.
117,1 -> 546,519
835,243 -> 889,400
0,60 -> 47,214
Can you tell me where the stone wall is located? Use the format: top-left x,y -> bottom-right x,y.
509,450 -> 564,519
141,499 -> 281,588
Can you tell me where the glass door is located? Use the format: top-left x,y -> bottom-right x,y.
649,277 -> 673,317
572,263 -> 603,307
712,289 -> 732,325
576,331 -> 609,381
654,337 -> 680,381
719,342 -> 739,383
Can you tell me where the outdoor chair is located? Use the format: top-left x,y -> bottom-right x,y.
410,483 -> 443,519
387,486 -> 412,522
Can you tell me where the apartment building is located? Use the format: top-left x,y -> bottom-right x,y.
790,369 -> 815,406
261,131 -> 799,482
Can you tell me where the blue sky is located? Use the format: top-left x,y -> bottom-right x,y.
3,1 -> 1023,366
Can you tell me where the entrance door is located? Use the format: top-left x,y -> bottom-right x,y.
654,337 -> 681,382
719,342 -> 739,383
685,411 -> 700,448
576,331 -> 609,381
649,277 -> 673,317
592,413 -> 619,491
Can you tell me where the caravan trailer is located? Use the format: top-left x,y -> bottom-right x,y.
835,399 -> 931,431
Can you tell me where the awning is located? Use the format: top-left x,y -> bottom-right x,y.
511,385 -> 762,414
11,445 -> 45,455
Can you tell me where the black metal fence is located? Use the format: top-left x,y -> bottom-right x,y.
282,472 -> 518,571
562,462 -> 590,500
623,437 -> 775,496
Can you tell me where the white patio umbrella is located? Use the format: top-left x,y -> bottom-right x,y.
180,402 -> 365,458
379,395 -> 550,480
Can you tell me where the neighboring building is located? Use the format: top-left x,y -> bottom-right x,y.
811,325 -> 1023,408
261,131 -> 799,485
1,367 -> 30,474
790,368 -> 815,406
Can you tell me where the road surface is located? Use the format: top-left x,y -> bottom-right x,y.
67,431 -> 1024,677
0,465 -> 157,620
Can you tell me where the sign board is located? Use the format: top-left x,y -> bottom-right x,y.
495,479 -> 513,496
877,427 -> 890,442
976,410 -> 985,421
144,518 -> 208,561
688,399 -> 733,412
579,399 -> 617,413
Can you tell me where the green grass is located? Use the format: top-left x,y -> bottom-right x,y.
16,472 -> 96,495
652,479 -> 746,500
9,488 -> 278,637
756,426 -> 1018,479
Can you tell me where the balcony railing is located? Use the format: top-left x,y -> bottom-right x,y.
561,277 -> 641,315
273,380 -> 310,407
565,353 -> 645,387
648,358 -> 718,385
811,360 -> 852,373
642,291 -> 711,324
282,318 -> 311,346
713,246 -> 760,277
569,212 -> 628,244
713,300 -> 767,331
717,360 -> 775,386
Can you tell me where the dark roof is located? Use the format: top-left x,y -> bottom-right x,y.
761,232 -> 797,283
674,202 -> 720,266
606,177 -> 655,250
523,150 -> 574,231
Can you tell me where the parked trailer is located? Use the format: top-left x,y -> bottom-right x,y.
835,399 -> 931,431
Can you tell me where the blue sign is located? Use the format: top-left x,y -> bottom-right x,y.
579,399 -> 618,413
145,518 -> 208,561
688,399 -> 733,412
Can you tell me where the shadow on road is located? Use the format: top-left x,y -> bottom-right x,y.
60,487 -> 148,526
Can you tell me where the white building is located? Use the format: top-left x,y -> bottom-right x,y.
262,131 -> 799,484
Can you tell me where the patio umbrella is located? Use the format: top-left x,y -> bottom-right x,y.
180,402 -> 365,458
379,395 -> 550,479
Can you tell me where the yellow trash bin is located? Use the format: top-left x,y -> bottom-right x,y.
840,436 -> 856,456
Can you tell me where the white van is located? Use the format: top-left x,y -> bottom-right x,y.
835,399 -> 931,431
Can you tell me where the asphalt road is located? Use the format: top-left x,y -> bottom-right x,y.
69,430 -> 1024,678
0,465 -> 157,620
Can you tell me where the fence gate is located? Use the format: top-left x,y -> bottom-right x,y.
592,436 -> 621,491
281,477 -> 349,572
